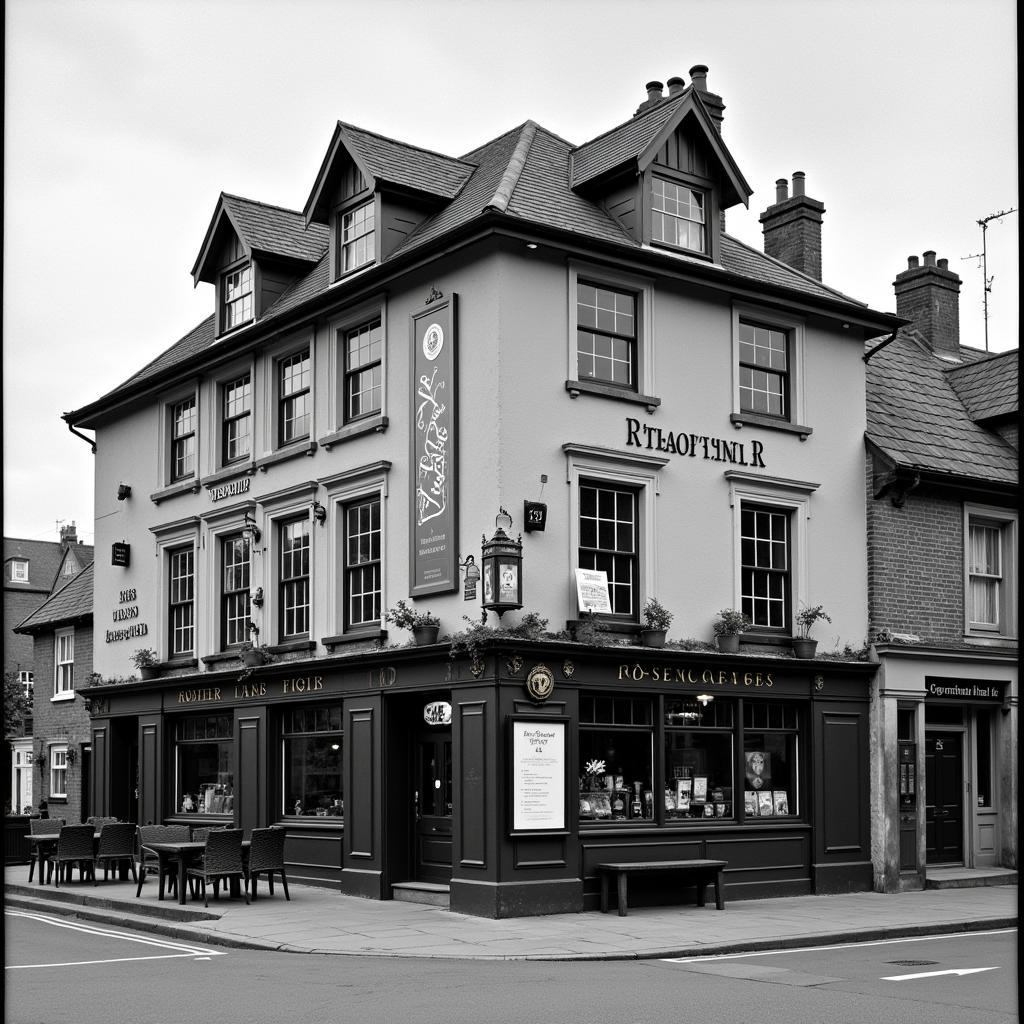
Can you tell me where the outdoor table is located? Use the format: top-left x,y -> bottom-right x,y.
144,839 -> 251,906
26,832 -> 101,886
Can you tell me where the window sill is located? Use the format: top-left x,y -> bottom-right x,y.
51,692 -> 76,703
322,629 -> 388,649
202,651 -> 243,666
255,442 -> 318,472
202,462 -> 256,487
738,631 -> 792,648
162,658 -> 198,671
268,640 -> 317,655
730,413 -> 813,440
318,416 -> 389,450
150,480 -> 201,505
962,633 -> 1017,648
566,618 -> 641,638
566,380 -> 661,412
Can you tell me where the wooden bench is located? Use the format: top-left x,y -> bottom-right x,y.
596,859 -> 727,917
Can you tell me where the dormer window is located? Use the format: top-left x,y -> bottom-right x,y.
340,200 -> 375,274
10,560 -> 29,583
222,262 -> 253,331
651,176 -> 706,253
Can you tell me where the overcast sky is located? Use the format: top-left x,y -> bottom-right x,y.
3,0 -> 1018,547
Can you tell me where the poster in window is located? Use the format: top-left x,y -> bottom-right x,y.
744,790 -> 759,816
675,778 -> 691,809
772,790 -> 790,815
757,790 -> 774,816
692,776 -> 708,802
745,750 -> 771,791
410,295 -> 458,597
511,718 -> 565,832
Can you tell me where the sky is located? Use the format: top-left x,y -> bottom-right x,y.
3,0 -> 1018,547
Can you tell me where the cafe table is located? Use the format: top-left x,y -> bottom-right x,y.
143,838 -> 251,906
26,831 -> 102,886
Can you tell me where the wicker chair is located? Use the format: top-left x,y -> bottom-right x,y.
28,817 -> 65,882
48,824 -> 97,887
136,824 -> 191,898
94,822 -> 138,884
186,828 -> 249,908
247,826 -> 290,900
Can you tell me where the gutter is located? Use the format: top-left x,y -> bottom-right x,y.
67,422 -> 97,454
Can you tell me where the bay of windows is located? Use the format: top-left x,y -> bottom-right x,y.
283,704 -> 343,817
279,350 -> 311,445
280,518 -> 311,640
652,177 -> 705,252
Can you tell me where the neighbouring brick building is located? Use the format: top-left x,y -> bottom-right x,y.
865,253 -> 1018,890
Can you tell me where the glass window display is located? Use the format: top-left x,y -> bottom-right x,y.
175,714 -> 234,815
579,695 -> 653,822
743,701 -> 799,817
283,704 -> 343,817
664,697 -> 734,819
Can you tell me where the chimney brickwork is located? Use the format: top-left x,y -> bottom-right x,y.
893,252 -> 961,357
759,172 -> 825,281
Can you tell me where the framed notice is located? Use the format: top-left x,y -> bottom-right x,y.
410,295 -> 458,597
574,569 -> 612,614
692,776 -> 708,802
509,716 -> 568,835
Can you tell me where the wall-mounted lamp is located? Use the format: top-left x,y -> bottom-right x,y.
251,587 -> 264,608
481,508 -> 523,617
117,483 -> 132,501
243,512 -> 261,545
311,501 -> 327,526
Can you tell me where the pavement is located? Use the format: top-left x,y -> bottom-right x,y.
4,865 -> 1017,961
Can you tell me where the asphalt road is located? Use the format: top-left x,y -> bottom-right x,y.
5,909 -> 1016,1024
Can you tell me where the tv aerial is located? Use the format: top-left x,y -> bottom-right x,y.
962,208 -> 1017,351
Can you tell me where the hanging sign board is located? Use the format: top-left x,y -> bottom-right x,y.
575,568 -> 612,614
410,295 -> 458,597
111,542 -> 131,567
510,716 -> 567,834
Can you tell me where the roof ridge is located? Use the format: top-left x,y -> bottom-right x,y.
570,91 -> 686,155
339,121 -> 477,169
484,121 -> 540,213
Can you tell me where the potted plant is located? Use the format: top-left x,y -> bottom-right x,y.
640,598 -> 673,648
130,648 -> 160,680
238,641 -> 274,668
712,609 -> 751,653
793,604 -> 831,659
385,599 -> 441,646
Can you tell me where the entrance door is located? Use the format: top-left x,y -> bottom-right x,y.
414,732 -> 452,883
925,733 -> 964,863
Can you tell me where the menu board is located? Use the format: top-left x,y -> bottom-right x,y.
511,719 -> 566,833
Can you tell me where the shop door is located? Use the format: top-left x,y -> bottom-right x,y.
925,734 -> 964,863
414,732 -> 452,883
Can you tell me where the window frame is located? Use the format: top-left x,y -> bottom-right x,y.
221,532 -> 252,651
343,494 -> 382,632
53,628 -> 75,699
173,714 -> 234,818
578,479 -> 641,621
281,704 -> 344,818
168,544 -> 195,659
277,348 -> 312,448
740,503 -> 792,634
220,259 -> 254,334
964,504 -> 1018,640
50,744 -> 68,799
650,173 -> 708,255
169,395 -> 198,482
278,515 -> 312,642
737,319 -> 791,420
11,560 -> 29,582
221,371 -> 253,466
338,198 -> 376,276
342,317 -> 384,425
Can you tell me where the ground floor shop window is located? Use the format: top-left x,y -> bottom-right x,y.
175,714 -> 234,815
742,701 -> 799,818
665,697 -> 734,819
579,695 -> 653,821
282,704 -> 343,817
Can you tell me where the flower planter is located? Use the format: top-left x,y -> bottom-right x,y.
640,628 -> 667,648
716,634 -> 741,654
792,638 -> 818,659
413,624 -> 440,646
139,666 -> 160,680
241,649 -> 267,667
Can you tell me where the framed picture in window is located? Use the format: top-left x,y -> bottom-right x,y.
772,790 -> 790,815
744,790 -> 759,816
692,776 -> 708,802
757,790 -> 774,816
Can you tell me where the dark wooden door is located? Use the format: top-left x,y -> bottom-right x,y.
414,732 -> 452,883
925,733 -> 963,863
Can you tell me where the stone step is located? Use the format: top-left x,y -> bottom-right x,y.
925,869 -> 1017,890
391,881 -> 450,908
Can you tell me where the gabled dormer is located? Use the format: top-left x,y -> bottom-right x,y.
303,122 -> 475,282
191,194 -> 328,337
570,67 -> 751,265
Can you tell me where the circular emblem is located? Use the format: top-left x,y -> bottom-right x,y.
422,323 -> 444,360
525,664 -> 554,702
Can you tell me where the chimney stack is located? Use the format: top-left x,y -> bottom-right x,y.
893,252 -> 961,358
759,171 -> 826,281
635,80 -> 664,115
688,64 -> 725,134
59,521 -> 78,547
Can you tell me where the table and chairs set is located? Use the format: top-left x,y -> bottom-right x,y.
24,818 -> 289,907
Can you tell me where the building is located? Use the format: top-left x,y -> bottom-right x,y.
865,253 -> 1018,890
5,524 -> 93,815
66,67 -> 904,917
13,564 -> 96,821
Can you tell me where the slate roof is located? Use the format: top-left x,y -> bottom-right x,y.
4,538 -> 94,595
14,562 -> 94,634
946,349 -> 1018,421
221,195 -> 328,263
865,331 -> 1018,485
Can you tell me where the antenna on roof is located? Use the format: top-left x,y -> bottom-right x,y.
961,208 -> 1017,352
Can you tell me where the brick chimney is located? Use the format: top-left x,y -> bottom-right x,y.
688,64 -> 725,134
759,172 -> 826,281
893,252 -> 961,358
59,521 -> 78,547
634,80 -> 665,116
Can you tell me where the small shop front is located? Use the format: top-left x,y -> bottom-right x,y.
85,641 -> 876,918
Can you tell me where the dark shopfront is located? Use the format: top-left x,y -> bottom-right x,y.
84,641 -> 875,918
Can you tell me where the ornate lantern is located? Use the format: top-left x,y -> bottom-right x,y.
481,507 -> 523,616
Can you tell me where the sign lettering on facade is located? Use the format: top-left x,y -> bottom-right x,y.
925,678 -> 1005,702
618,663 -> 775,688
625,416 -> 766,468
105,586 -> 150,643
209,477 -> 251,502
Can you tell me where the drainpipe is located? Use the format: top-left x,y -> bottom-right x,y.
863,327 -> 900,363
67,422 -> 97,454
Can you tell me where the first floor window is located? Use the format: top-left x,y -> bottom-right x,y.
738,320 -> 790,419
282,704 -> 343,817
171,397 -> 197,481
344,319 -> 383,421
50,746 -> 68,798
968,520 -> 1003,630
18,670 -> 34,698
175,715 -> 234,815
576,282 -> 636,388
222,373 -> 252,463
651,176 -> 705,252
579,481 -> 638,618
279,350 -> 311,445
169,546 -> 195,657
221,534 -> 251,649
345,496 -> 381,629
741,504 -> 790,631
55,629 -> 74,695
222,263 -> 253,331
340,200 -> 375,274
579,695 -> 653,822
280,518 -> 311,639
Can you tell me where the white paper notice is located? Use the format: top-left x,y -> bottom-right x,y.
512,720 -> 565,831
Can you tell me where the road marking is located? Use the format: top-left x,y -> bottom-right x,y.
883,967 -> 1000,982
663,929 -> 1015,964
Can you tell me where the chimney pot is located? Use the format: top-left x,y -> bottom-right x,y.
667,75 -> 685,96
938,258 -> 948,271
923,250 -> 936,267
688,64 -> 709,91
775,178 -> 789,203
645,80 -> 664,104
908,256 -> 919,269
792,171 -> 806,197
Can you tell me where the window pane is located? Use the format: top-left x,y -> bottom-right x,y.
576,281 -> 636,388
579,699 -> 653,822
664,731 -> 734,819
743,724 -> 799,818
285,734 -> 344,817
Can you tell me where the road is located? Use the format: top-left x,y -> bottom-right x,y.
5,909 -> 1016,1024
